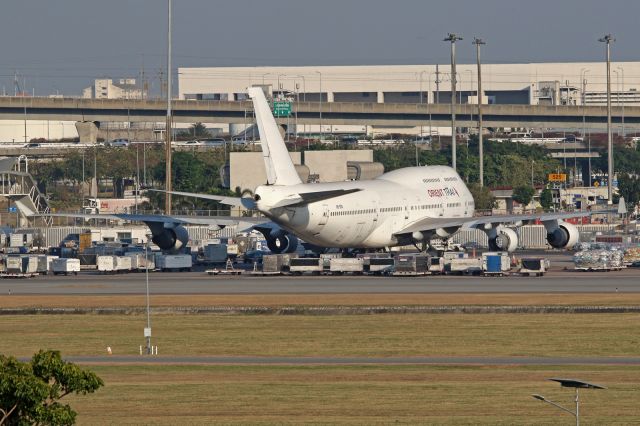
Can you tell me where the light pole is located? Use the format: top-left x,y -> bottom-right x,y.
617,66 -> 625,138
164,0 -> 173,215
473,37 -> 486,187
599,34 -> 615,204
532,378 -> 606,426
315,70 -> 323,142
144,233 -> 152,355
581,69 -> 590,187
444,33 -> 463,171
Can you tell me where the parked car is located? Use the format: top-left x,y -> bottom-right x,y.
109,138 -> 130,147
199,138 -> 226,147
23,142 -> 42,148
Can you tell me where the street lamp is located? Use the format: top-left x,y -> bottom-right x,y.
443,33 -> 463,171
473,37 -> 486,187
315,70 -> 323,142
599,33 -> 615,204
532,378 -> 606,426
617,66 -> 625,137
144,232 -> 153,355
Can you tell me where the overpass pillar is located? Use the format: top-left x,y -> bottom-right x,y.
377,91 -> 384,103
75,121 -> 99,143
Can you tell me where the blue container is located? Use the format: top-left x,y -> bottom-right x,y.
486,255 -> 502,273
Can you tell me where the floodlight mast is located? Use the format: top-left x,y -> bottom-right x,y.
444,33 -> 463,171
473,37 -> 486,187
599,34 -> 615,205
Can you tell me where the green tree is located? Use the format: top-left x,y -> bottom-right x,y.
617,173 -> 640,205
467,183 -> 496,211
176,123 -> 212,141
539,188 -> 553,210
0,350 -> 103,425
512,185 -> 535,206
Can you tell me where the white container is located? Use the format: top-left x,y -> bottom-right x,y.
125,252 -> 155,271
449,258 -> 483,274
156,254 -> 192,271
329,258 -> 364,273
9,234 -> 24,248
46,255 -> 59,273
97,255 -> 116,273
429,257 -> 445,274
51,258 -> 80,275
115,256 -> 132,272
21,255 -> 38,273
6,256 -> 22,273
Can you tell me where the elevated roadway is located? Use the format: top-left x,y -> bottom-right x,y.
1,97 -> 640,129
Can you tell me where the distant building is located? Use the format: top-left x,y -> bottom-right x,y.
83,78 -> 146,100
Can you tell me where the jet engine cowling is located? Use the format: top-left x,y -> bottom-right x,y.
151,224 -> 189,252
266,230 -> 299,254
488,227 -> 518,252
546,221 -> 579,249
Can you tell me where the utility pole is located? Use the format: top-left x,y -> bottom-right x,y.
599,34 -> 615,204
444,33 -> 463,171
473,37 -> 485,187
164,0 -> 173,214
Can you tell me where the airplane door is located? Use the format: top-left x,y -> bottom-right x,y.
318,204 -> 329,226
403,198 -> 409,220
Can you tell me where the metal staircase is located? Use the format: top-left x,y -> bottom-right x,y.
0,156 -> 52,226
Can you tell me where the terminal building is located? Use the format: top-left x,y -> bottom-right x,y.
179,61 -> 640,135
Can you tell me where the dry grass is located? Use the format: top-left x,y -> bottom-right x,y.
3,293 -> 640,308
2,313 -> 640,358
63,364 -> 640,425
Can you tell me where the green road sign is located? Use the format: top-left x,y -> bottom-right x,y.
273,101 -> 292,117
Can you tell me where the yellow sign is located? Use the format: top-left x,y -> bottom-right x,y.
548,173 -> 567,182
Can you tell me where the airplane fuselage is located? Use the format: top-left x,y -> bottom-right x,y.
255,165 -> 475,248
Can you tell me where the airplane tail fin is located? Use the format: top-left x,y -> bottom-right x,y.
248,87 -> 302,186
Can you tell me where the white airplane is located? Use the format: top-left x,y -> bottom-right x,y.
158,87 -> 587,254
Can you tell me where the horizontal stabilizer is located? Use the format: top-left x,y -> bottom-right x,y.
272,188 -> 362,208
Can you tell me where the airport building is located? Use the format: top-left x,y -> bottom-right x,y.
179,62 -> 640,106
179,61 -> 640,136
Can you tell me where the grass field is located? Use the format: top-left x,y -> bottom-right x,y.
2,313 -> 640,358
62,364 -> 640,425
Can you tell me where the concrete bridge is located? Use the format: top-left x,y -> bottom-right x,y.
1,96 -> 639,131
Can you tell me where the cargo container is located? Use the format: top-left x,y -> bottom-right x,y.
97,255 -> 117,273
125,252 -> 155,271
114,256 -> 132,273
262,254 -> 298,273
329,257 -> 364,274
449,258 -> 483,275
155,254 -> 192,272
429,257 -> 445,274
393,254 -> 429,276
519,258 -> 547,276
21,255 -> 39,274
365,257 -> 395,274
482,252 -> 511,276
51,258 -> 80,275
289,258 -> 322,274
6,256 -> 22,273
204,244 -> 228,264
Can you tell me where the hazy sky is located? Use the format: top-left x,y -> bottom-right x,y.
0,0 -> 637,95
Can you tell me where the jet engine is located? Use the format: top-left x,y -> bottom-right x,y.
545,221 -> 579,249
150,224 -> 189,252
266,230 -> 299,254
487,227 -> 518,252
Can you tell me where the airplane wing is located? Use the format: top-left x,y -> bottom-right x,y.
394,210 -> 592,236
36,212 -> 269,229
